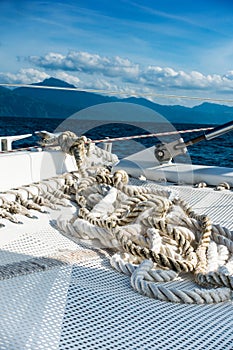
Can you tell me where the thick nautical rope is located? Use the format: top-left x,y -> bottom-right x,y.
51,134 -> 233,304
57,168 -> 233,304
57,131 -> 118,177
0,129 -> 118,223
1,131 -> 232,304
0,173 -> 78,225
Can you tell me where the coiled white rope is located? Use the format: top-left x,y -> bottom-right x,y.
0,131 -> 232,305
55,132 -> 233,304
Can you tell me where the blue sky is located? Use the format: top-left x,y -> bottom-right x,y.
1,0 -> 233,105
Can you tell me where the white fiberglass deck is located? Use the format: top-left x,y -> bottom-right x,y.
0,180 -> 233,350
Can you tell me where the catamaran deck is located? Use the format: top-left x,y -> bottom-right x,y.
0,179 -> 232,350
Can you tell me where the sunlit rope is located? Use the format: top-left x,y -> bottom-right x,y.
1,83 -> 233,104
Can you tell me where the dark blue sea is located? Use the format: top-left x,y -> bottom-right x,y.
0,116 -> 232,168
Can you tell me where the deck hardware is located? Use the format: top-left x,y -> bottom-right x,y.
154,121 -> 233,163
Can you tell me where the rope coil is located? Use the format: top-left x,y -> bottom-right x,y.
0,131 -> 232,305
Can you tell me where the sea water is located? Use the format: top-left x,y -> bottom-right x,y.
0,116 -> 232,168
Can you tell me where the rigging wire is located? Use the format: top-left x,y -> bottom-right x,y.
90,127 -> 214,143
0,126 -> 214,153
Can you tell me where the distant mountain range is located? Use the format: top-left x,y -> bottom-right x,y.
0,77 -> 233,124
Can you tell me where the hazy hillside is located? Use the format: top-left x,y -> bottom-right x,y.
0,77 -> 233,124
14,78 -> 117,111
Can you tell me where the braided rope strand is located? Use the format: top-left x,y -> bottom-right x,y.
1,131 -> 233,305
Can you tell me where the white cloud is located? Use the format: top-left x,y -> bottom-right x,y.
2,51 -> 233,106
223,71 -> 233,81
0,68 -> 49,84
25,51 -> 233,94
0,68 -> 82,87
140,67 -> 223,90
27,51 -> 140,80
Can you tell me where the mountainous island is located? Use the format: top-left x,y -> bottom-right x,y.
0,77 -> 233,124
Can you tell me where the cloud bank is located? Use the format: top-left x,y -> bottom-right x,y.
1,51 -> 233,105
28,52 -> 140,80
26,51 -> 233,92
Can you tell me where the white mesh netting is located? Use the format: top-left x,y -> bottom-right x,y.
0,181 -> 233,350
